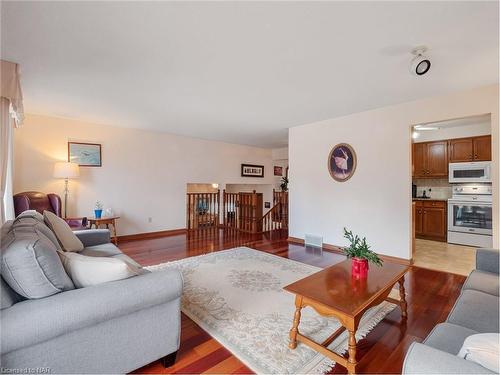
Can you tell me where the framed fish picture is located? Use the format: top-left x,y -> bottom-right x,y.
328,143 -> 356,182
68,142 -> 102,167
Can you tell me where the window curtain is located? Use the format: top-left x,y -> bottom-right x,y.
1,60 -> 24,225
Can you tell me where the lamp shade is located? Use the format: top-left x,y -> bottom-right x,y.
54,162 -> 80,179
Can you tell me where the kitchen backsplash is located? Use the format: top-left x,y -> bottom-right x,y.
413,178 -> 452,200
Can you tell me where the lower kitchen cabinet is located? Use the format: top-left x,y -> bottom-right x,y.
414,200 -> 447,242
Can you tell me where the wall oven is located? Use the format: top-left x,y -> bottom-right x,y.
448,185 -> 492,248
449,161 -> 491,183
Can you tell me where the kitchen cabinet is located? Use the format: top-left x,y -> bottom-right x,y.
473,135 -> 492,161
449,135 -> 491,162
413,135 -> 491,178
412,141 -> 448,178
415,203 -> 423,236
414,200 -> 447,242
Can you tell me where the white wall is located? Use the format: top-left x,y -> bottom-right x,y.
272,147 -> 289,190
14,114 -> 274,235
289,84 -> 499,260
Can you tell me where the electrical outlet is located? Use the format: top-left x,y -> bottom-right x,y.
148,217 -> 152,223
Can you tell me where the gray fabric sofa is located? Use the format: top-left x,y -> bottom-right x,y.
1,218 -> 183,374
403,248 -> 499,374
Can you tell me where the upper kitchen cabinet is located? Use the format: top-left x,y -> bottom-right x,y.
426,141 -> 448,177
412,140 -> 448,178
449,135 -> 491,162
448,138 -> 473,162
473,135 -> 492,161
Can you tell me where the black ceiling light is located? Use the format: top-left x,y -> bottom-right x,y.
410,46 -> 431,76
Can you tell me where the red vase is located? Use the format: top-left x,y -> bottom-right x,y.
352,257 -> 369,278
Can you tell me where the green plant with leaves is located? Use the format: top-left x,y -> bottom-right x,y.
342,228 -> 383,266
280,176 -> 289,192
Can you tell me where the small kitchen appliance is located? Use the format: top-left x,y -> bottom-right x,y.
449,161 -> 491,184
448,184 -> 492,247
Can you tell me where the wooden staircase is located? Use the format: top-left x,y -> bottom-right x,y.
187,189 -> 288,233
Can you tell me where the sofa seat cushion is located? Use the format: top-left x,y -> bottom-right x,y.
80,243 -> 123,257
424,322 -> 479,354
463,270 -> 499,296
1,220 -> 74,299
447,290 -> 499,333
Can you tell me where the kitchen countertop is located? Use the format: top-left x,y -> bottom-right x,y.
412,198 -> 448,201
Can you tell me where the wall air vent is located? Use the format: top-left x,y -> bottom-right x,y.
304,234 -> 323,248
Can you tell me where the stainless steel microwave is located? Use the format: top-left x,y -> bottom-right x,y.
449,161 -> 491,183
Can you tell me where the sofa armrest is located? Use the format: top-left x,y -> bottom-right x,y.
403,342 -> 493,374
1,269 -> 183,354
74,229 -> 111,247
476,248 -> 500,274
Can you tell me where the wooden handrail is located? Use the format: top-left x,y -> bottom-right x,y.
260,201 -> 288,233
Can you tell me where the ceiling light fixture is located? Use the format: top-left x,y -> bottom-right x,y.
414,125 -> 440,131
410,46 -> 431,76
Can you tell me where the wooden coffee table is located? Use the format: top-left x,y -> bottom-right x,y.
284,259 -> 409,374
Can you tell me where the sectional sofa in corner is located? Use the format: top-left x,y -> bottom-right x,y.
403,248 -> 499,374
0,212 -> 183,374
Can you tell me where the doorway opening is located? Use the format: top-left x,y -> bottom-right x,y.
411,114 -> 493,275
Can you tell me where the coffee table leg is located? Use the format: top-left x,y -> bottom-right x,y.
398,276 -> 408,318
289,296 -> 303,349
347,330 -> 357,374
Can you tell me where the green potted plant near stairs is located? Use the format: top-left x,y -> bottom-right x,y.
342,228 -> 383,278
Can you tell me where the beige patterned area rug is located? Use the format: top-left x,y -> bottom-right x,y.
146,247 -> 396,374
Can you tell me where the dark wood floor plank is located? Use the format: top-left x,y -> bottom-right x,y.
125,229 -> 465,374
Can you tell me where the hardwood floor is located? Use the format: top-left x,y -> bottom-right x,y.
121,228 -> 466,374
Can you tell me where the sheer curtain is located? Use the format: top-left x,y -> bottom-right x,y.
1,60 -> 23,225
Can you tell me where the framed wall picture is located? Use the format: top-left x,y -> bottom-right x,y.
241,164 -> 264,178
274,166 -> 283,176
68,142 -> 102,167
328,143 -> 357,182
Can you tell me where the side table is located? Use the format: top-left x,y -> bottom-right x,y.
87,216 -> 120,245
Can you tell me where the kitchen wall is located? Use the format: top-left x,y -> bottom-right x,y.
289,84 -> 499,260
413,178 -> 452,200
13,114 -> 275,235
413,114 -> 491,143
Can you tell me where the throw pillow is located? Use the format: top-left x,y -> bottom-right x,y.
43,210 -> 84,252
0,223 -> 75,299
58,252 -> 140,288
458,333 -> 499,373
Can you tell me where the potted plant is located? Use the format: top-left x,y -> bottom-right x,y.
342,228 -> 383,277
94,201 -> 103,219
280,176 -> 289,192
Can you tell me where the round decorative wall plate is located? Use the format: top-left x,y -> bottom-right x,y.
328,143 -> 357,182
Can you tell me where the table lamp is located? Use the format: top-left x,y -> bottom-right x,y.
54,162 -> 80,218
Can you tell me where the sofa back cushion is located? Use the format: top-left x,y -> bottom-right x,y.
43,211 -> 84,252
0,218 -> 74,299
14,210 -> 62,251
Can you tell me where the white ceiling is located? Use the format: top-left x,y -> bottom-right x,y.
1,1 -> 498,148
